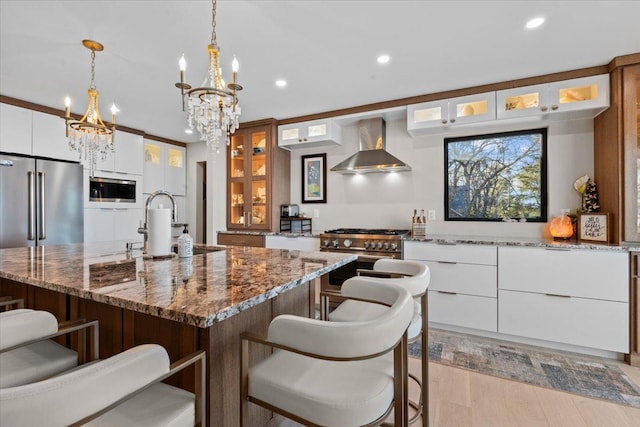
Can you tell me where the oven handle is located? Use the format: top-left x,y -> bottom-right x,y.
319,250 -> 395,262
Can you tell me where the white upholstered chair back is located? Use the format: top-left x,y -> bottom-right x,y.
0,344 -> 169,426
0,309 -> 58,350
372,258 -> 430,297
268,277 -> 414,359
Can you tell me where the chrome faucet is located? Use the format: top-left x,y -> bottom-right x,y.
138,190 -> 178,253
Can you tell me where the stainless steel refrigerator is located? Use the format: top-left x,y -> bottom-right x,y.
1,153 -> 84,249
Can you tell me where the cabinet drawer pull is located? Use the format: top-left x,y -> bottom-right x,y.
436,241 -> 456,246
544,247 -> 570,251
545,293 -> 571,298
437,261 -> 457,265
437,291 -> 457,295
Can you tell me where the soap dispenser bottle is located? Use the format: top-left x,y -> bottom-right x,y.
177,224 -> 193,258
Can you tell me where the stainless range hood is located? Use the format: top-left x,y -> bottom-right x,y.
330,117 -> 411,174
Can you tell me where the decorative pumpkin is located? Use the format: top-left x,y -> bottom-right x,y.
549,215 -> 574,240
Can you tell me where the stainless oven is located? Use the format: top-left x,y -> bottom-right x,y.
319,228 -> 408,286
89,176 -> 136,203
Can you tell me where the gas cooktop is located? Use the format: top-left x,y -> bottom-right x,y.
322,228 -> 410,236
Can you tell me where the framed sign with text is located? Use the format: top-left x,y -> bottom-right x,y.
577,212 -> 610,243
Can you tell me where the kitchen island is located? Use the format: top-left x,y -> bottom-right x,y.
0,241 -> 356,427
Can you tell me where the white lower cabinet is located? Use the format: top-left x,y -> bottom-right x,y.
499,290 -> 629,353
404,241 -> 498,332
405,241 -> 631,355
85,208 -> 143,243
429,291 -> 497,332
265,235 -> 320,251
424,261 -> 496,297
498,246 -> 630,353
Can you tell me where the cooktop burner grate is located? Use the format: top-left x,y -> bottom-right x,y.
323,228 -> 410,236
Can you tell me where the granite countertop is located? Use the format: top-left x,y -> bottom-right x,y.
0,241 -> 355,328
405,234 -> 633,252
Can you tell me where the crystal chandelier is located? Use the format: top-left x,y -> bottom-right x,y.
175,0 -> 242,152
63,40 -> 118,174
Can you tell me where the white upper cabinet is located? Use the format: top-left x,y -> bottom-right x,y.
497,74 -> 610,120
0,103 -> 32,155
407,74 -> 610,136
407,92 -> 496,136
278,119 -> 342,149
32,111 -> 79,162
143,140 -> 185,196
95,131 -> 144,175
165,145 -> 186,196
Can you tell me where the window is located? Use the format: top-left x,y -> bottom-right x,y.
445,128 -> 547,222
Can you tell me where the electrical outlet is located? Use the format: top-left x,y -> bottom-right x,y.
428,210 -> 436,221
313,208 -> 320,218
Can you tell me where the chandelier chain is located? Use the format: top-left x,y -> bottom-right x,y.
211,0 -> 217,47
90,48 -> 96,90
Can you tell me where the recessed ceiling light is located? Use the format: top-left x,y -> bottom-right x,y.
275,79 -> 287,87
526,17 -> 545,29
377,54 -> 390,64
184,129 -> 193,134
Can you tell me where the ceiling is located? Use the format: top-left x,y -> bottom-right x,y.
1,1 -> 639,144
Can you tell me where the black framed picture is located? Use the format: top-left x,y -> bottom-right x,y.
301,153 -> 327,203
445,128 -> 547,222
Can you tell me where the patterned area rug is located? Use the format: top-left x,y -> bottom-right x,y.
409,328 -> 640,408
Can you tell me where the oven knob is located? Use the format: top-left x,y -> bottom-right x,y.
332,240 -> 339,248
377,242 -> 383,249
383,242 -> 389,250
323,239 -> 330,248
343,239 -> 352,248
391,243 -> 398,251
364,241 -> 369,249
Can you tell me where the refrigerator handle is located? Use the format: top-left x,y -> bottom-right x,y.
28,171 -> 35,240
38,171 -> 46,240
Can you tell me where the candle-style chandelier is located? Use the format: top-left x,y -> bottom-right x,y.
63,39 -> 118,174
175,0 -> 242,152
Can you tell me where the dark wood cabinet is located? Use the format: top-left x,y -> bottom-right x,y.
226,119 -> 290,232
594,54 -> 640,244
594,53 -> 640,367
217,232 -> 265,247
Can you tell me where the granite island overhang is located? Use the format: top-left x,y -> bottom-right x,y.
0,241 -> 357,427
0,241 -> 356,328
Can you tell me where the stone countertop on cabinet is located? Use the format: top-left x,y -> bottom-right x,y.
0,241 -> 355,328
405,234 -> 633,252
218,230 -> 321,238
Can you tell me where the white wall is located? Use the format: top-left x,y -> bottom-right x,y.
287,117 -> 594,238
186,142 -> 227,245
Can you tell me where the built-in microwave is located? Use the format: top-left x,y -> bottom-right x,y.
89,176 -> 136,203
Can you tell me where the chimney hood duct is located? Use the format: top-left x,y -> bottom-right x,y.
330,118 -> 411,174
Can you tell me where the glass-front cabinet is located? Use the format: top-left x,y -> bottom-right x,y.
497,74 -> 609,120
143,140 -> 186,196
407,92 -> 496,136
278,118 -> 342,149
227,124 -> 275,230
228,127 -> 267,229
